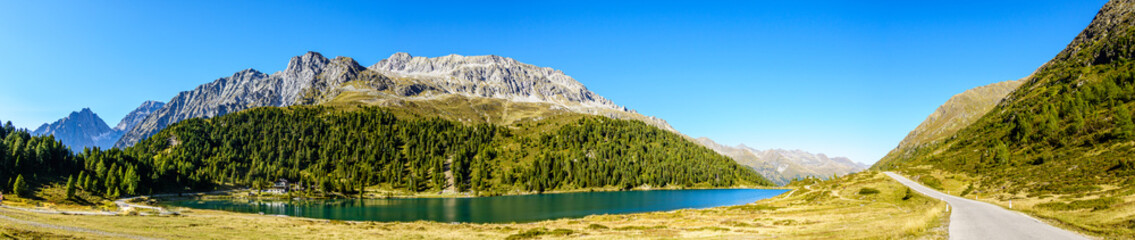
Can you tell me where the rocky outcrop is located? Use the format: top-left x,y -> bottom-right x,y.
115,52 -> 673,148
696,137 -> 867,185
1046,0 -> 1134,68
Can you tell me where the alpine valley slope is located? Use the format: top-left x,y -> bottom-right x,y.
697,137 -> 866,185
32,101 -> 164,150
875,79 -> 1023,167
874,0 -> 1135,238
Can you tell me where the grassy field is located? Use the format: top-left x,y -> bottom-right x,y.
0,171 -> 946,240
897,166 -> 1135,239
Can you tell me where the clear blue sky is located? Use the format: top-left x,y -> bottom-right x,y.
0,0 -> 1108,164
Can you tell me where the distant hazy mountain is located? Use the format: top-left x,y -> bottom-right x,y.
876,79 -> 1023,166
696,137 -> 867,185
115,52 -> 672,148
33,101 -> 164,150
33,108 -> 114,150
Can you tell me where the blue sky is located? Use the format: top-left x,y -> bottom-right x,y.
0,0 -> 1108,164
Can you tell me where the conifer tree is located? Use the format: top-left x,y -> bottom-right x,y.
1115,106 -> 1134,140
65,175 -> 76,199
12,174 -> 26,197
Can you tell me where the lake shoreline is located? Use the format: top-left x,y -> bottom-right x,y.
1,172 -> 950,239
145,184 -> 790,202
161,188 -> 791,223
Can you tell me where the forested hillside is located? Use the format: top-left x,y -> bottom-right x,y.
2,105 -> 769,199
1,120 -> 144,200
130,106 -> 768,195
1,121 -> 76,197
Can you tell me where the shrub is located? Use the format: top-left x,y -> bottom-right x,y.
548,229 -> 574,236
1037,197 -> 1120,211
586,223 -> 609,230
858,188 -> 881,195
920,176 -> 943,190
960,184 -> 975,196
505,227 -> 548,240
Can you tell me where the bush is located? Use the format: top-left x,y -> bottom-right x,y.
858,188 -> 881,195
1036,197 -> 1120,211
548,229 -> 574,236
505,227 -> 548,240
919,176 -> 943,190
902,187 -> 915,201
586,223 -> 609,230
960,184 -> 974,196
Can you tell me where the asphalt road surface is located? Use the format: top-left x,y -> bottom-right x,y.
884,172 -> 1088,240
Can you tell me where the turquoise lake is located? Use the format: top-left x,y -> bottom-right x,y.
167,189 -> 789,223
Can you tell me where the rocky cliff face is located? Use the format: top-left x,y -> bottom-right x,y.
876,79 -> 1023,167
696,137 -> 867,185
115,52 -> 672,148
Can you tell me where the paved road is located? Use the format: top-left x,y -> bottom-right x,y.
884,172 -> 1088,240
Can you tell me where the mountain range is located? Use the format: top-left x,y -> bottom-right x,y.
31,101 -> 164,150
697,137 -> 866,185
32,51 -> 856,185
113,52 -> 672,148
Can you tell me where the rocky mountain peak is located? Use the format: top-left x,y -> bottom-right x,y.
73,108 -> 95,117
115,51 -> 675,148
114,100 -> 165,131
34,108 -> 114,150
369,52 -> 618,111
386,52 -> 412,63
278,52 -> 365,106
38,101 -> 169,150
285,51 -> 331,75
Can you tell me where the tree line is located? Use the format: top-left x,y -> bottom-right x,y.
2,106 -> 770,199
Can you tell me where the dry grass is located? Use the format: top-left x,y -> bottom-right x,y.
0,171 -> 946,239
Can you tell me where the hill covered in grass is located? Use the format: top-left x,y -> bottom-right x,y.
873,0 -> 1135,236
877,79 -> 1023,167
875,0 -> 1135,194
